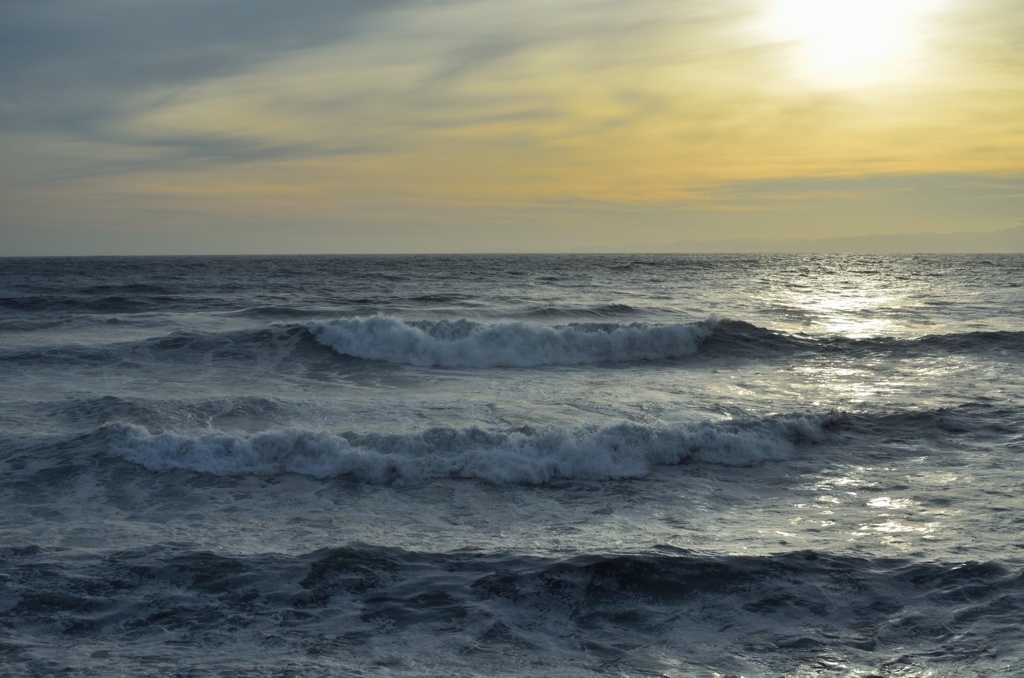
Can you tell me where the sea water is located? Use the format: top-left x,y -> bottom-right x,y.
1,254 -> 1022,676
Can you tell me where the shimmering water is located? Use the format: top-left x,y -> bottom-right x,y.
2,254 -> 1023,676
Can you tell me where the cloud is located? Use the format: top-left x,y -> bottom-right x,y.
2,0 -> 1023,250
0,0 -> 753,172
0,0 -> 405,135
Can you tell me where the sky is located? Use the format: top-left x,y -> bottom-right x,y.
1,0 -> 1023,254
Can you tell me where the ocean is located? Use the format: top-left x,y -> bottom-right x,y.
1,254 -> 1022,677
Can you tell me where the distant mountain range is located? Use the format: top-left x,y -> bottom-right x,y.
613,224 -> 1024,254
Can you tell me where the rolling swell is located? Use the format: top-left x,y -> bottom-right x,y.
106,413 -> 841,483
0,325 -> 313,366
306,316 -> 1024,366
0,293 -> 224,314
3,543 -> 1021,675
1,318 -> 730,368
4,316 -> 1023,369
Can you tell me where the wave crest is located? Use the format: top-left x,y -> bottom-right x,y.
107,413 -> 841,484
305,317 -> 717,367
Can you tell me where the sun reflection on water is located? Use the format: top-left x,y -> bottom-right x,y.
784,287 -> 904,338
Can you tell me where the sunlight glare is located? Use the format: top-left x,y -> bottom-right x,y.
763,0 -> 936,86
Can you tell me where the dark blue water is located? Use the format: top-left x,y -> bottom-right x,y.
2,254 -> 1023,676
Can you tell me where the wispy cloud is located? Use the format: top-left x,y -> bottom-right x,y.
2,0 -> 1023,253
0,0 -> 404,134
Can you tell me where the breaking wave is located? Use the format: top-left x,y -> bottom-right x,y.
5,315 -> 1022,370
305,317 -> 719,367
304,317 -> 1024,367
106,413 -> 842,484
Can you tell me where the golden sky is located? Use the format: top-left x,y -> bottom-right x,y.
2,0 -> 1023,253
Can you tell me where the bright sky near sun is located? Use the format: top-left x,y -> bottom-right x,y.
763,0 -> 935,85
1,0 -> 1022,253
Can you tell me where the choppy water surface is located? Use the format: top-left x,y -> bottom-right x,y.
2,254 -> 1023,676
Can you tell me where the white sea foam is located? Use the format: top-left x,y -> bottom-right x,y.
304,317 -> 715,367
107,415 -> 835,484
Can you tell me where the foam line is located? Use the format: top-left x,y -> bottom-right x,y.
107,413 -> 840,484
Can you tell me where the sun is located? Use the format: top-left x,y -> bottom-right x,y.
762,0 -> 937,87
